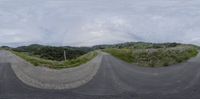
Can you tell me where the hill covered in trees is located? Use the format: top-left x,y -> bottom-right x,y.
103,43 -> 199,67
12,44 -> 92,61
1,42 -> 199,62
94,42 -> 185,49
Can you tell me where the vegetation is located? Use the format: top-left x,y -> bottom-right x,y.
12,44 -> 91,61
93,42 -> 182,49
104,45 -> 199,67
9,44 -> 97,69
0,46 -> 11,50
2,42 -> 199,68
12,51 -> 98,69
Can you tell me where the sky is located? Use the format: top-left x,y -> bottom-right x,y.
0,0 -> 200,47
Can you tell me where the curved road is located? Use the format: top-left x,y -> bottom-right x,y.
1,51 -> 200,99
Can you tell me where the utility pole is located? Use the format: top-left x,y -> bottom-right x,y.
64,50 -> 67,61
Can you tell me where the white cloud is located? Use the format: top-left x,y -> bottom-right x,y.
0,0 -> 200,47
0,29 -> 43,45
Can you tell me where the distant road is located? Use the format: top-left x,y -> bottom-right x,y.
1,50 -> 200,99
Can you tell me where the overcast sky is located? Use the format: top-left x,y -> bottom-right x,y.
0,0 -> 200,47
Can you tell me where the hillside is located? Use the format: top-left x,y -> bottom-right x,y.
12,44 -> 92,61
104,44 -> 199,67
93,42 -> 190,49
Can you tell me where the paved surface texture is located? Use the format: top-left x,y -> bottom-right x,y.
1,50 -> 200,99
0,51 -> 102,89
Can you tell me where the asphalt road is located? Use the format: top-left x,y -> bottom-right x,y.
1,53 -> 200,99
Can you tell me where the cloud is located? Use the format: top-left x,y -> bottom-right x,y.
0,0 -> 200,47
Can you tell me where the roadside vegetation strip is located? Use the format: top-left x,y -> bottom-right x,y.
103,45 -> 199,67
11,51 -> 98,69
8,51 -> 103,89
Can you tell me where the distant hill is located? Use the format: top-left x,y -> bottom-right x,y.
12,44 -> 89,61
10,42 -> 199,53
12,44 -> 44,52
63,46 -> 93,52
5,42 -> 199,61
92,42 -> 184,49
0,46 -> 11,50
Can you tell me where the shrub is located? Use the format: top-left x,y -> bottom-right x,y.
104,46 -> 198,67
12,51 -> 98,69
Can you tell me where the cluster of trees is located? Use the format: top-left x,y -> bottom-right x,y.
12,44 -> 87,61
4,42 -> 198,61
34,47 -> 86,61
93,42 -> 182,49
104,46 -> 198,67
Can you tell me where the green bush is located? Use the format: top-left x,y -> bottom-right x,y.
104,46 -> 198,67
12,44 -> 87,61
12,51 -> 98,69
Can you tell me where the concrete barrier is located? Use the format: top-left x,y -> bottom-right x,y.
0,50 -> 103,89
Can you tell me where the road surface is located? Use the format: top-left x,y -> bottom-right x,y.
1,51 -> 200,99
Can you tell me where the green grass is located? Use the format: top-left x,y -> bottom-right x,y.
103,45 -> 199,67
103,48 -> 134,63
12,51 -> 98,69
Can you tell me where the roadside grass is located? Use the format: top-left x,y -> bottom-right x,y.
12,51 -> 98,69
103,45 -> 199,67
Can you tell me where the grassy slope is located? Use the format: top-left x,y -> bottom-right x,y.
12,51 -> 98,69
104,45 -> 199,67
